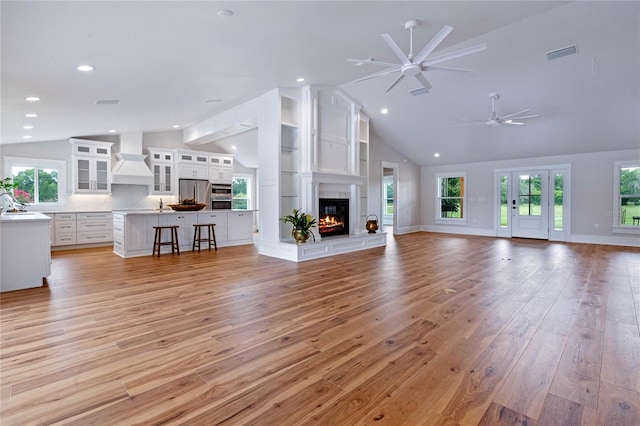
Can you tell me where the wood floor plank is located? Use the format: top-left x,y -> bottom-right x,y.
493,329 -> 566,419
537,393 -> 594,426
596,381 -> 640,426
548,324 -> 603,409
601,320 -> 640,393
478,402 -> 536,425
0,234 -> 637,424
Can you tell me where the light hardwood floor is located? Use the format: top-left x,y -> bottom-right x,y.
1,232 -> 639,425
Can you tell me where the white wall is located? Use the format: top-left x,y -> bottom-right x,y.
369,131 -> 421,234
421,148 -> 640,246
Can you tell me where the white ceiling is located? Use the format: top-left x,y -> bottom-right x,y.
2,1 -> 638,167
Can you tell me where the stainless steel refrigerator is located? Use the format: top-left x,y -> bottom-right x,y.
178,179 -> 210,205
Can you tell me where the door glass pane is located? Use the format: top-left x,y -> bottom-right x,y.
518,174 -> 541,216
384,181 -> 394,214
619,166 -> 640,226
77,159 -> 90,190
38,168 -> 58,203
96,160 -> 108,190
154,165 -> 161,191
554,174 -> 563,230
164,166 -> 172,192
500,175 -> 508,227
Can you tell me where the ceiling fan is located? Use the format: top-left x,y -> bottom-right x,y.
348,19 -> 487,93
456,93 -> 542,126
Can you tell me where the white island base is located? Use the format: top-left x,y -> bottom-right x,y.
259,231 -> 386,262
0,212 -> 52,292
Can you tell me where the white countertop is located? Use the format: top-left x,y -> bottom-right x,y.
112,209 -> 257,215
0,212 -> 52,222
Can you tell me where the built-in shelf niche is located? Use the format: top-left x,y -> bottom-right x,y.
280,95 -> 300,240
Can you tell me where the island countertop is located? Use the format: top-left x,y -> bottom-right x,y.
112,209 -> 258,215
0,212 -> 52,222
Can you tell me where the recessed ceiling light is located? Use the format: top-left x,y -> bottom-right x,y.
172,125 -> 180,129
23,135 -> 32,139
108,129 -> 117,133
25,113 -> 38,118
77,65 -> 94,72
381,108 -> 388,114
217,9 -> 233,18
434,153 -> 440,158
296,77 -> 305,83
25,96 -> 40,102
231,145 -> 237,150
23,125 -> 34,130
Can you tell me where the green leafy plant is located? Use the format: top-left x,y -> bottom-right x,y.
280,208 -> 317,242
0,177 -> 18,193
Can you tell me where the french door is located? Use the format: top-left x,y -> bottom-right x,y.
496,166 -> 570,241
511,171 -> 549,239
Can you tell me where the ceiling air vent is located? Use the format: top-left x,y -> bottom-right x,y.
546,44 -> 578,60
409,87 -> 429,96
96,99 -> 120,105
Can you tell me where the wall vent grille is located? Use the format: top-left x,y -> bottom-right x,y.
96,99 -> 120,105
546,44 -> 578,60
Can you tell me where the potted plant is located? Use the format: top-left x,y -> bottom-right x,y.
0,177 -> 18,194
280,208 -> 317,243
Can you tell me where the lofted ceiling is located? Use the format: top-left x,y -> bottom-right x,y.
1,1 -> 638,167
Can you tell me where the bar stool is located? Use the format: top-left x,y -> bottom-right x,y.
152,226 -> 180,257
192,223 -> 217,252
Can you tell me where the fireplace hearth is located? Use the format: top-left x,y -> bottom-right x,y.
318,198 -> 349,237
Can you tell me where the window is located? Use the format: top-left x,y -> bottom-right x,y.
437,173 -> 466,221
614,162 -> 640,228
3,157 -> 66,205
383,175 -> 394,215
232,175 -> 251,210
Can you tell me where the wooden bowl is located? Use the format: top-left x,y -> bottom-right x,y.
167,203 -> 207,211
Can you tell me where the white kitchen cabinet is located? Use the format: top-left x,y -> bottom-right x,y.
159,212 -> 198,251
209,154 -> 234,184
228,211 -> 253,241
178,164 -> 209,180
197,211 -> 228,242
76,212 -> 113,244
54,213 -> 77,245
113,213 -> 158,257
147,148 -> 175,194
176,150 -> 209,180
52,212 -> 112,246
70,139 -> 113,194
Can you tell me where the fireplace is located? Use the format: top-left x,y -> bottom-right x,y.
318,198 -> 349,237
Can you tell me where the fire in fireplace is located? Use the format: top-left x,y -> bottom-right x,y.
318,198 -> 349,237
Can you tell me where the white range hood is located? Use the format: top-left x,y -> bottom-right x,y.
111,132 -> 154,186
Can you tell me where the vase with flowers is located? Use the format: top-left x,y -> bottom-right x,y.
280,208 -> 317,243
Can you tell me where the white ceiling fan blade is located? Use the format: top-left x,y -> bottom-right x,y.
503,121 -> 525,125
352,67 -> 401,83
422,42 -> 487,67
423,65 -> 472,73
347,58 -> 402,68
414,72 -> 432,90
381,34 -> 410,65
385,74 -> 406,92
452,121 -> 486,127
500,109 -> 530,119
414,25 -> 453,64
506,114 -> 541,120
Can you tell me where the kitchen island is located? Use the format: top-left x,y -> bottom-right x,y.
112,209 -> 256,258
0,212 -> 52,292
